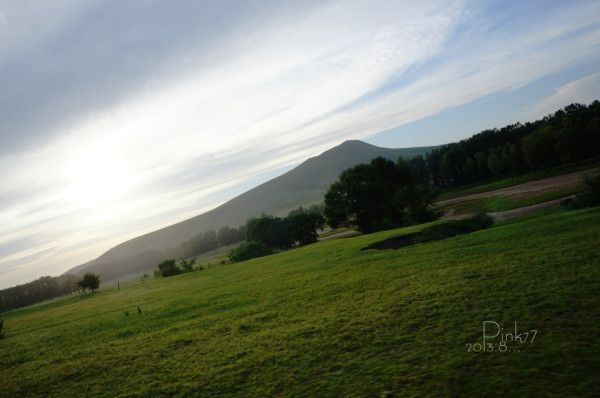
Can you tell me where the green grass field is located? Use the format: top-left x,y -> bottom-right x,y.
1,208 -> 599,397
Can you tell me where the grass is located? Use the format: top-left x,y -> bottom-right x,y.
1,207 -> 600,397
438,187 -> 579,215
363,214 -> 493,250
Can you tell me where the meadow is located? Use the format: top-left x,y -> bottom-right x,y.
1,207 -> 599,397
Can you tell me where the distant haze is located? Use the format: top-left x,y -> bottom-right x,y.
67,140 -> 434,281
1,1 -> 600,288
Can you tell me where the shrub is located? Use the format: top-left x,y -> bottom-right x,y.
229,241 -> 273,262
466,212 -> 494,229
0,319 -> 5,339
568,174 -> 600,209
179,259 -> 196,273
154,259 -> 181,278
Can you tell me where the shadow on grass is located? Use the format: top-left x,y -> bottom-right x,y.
362,213 -> 494,251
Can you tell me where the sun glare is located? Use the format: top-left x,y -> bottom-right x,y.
64,143 -> 131,210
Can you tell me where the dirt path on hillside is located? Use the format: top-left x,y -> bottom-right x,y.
444,195 -> 575,222
437,167 -> 599,206
318,230 -> 361,241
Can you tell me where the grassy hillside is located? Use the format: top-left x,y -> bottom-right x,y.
2,208 -> 599,397
71,140 -> 434,281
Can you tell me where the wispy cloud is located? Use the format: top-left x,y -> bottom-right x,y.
1,0 -> 600,287
528,72 -> 600,118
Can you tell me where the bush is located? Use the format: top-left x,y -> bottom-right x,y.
154,259 -> 181,278
229,241 -> 273,262
179,259 -> 196,273
465,212 -> 494,229
0,319 -> 5,339
568,175 -> 600,209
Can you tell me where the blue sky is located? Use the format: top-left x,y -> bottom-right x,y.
1,0 -> 599,288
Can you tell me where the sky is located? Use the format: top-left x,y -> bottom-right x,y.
1,0 -> 600,288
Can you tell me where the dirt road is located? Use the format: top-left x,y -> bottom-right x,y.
437,167 -> 598,207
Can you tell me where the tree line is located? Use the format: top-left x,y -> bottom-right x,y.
422,101 -> 600,188
0,274 -> 79,313
0,224 -> 248,311
0,272 -> 103,313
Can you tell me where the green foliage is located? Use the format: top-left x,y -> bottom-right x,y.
218,225 -> 247,246
0,319 -> 4,339
324,156 -> 437,233
154,260 -> 181,278
1,209 -> 600,396
427,101 -> 600,187
487,150 -> 503,176
245,207 -> 325,249
0,274 -> 78,313
179,259 -> 196,273
228,241 -> 273,262
76,273 -> 100,293
246,215 -> 291,249
566,174 -> 600,209
287,210 -> 325,245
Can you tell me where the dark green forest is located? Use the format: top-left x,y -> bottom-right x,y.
0,274 -> 78,313
422,101 -> 600,187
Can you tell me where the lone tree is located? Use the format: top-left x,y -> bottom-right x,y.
77,273 -> 100,293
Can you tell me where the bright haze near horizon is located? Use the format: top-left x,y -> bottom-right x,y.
1,0 -> 600,289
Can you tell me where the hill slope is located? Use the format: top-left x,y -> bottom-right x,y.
4,208 -> 600,396
68,140 -> 433,279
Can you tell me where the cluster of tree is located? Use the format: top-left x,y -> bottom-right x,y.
423,101 -> 600,188
166,225 -> 247,260
229,205 -> 325,262
325,156 -> 437,233
153,258 -> 200,278
246,206 -> 325,248
0,274 -> 79,313
228,241 -> 273,263
76,273 -> 100,293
